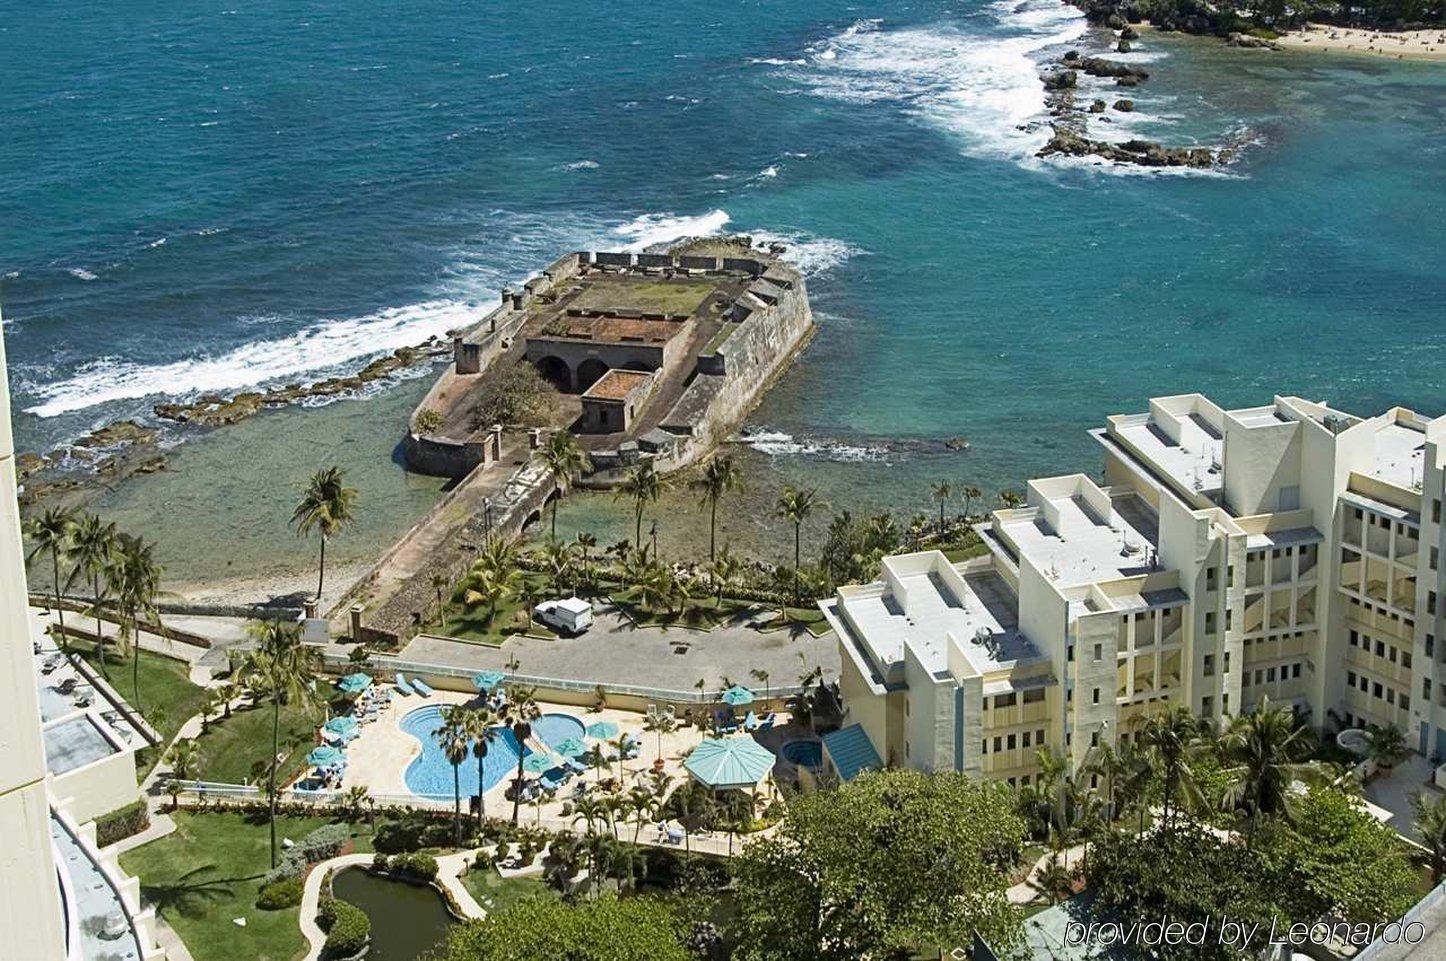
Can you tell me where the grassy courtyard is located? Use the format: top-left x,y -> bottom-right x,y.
192,681 -> 338,786
120,811 -> 372,961
571,278 -> 715,315
459,864 -> 559,914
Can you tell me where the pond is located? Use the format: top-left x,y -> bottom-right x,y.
331,867 -> 457,961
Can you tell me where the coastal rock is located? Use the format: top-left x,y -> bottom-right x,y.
944,437 -> 971,451
1070,57 -> 1149,81
1063,49 -> 1081,62
1037,125 -> 1217,168
1120,25 -> 1140,39
72,419 -> 158,449
1114,99 -> 1136,111
1117,39 -> 1133,52
16,452 -> 46,478
1089,99 -> 1108,113
1116,75 -> 1141,87
1226,32 -> 1282,50
1044,70 -> 1078,90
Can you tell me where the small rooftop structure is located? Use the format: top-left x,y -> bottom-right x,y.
821,724 -> 882,782
684,736 -> 776,790
992,478 -> 1161,588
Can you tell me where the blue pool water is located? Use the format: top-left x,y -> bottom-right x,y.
780,740 -> 823,770
399,706 -> 584,800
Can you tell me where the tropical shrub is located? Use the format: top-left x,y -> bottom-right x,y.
95,801 -> 150,847
256,876 -> 304,910
299,823 -> 351,862
319,898 -> 370,958
392,852 -> 440,882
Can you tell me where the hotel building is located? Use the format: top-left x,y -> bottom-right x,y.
0,320 -> 168,961
820,394 -> 1446,786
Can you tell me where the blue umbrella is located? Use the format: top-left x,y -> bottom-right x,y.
553,736 -> 587,757
472,671 -> 506,692
307,745 -> 345,767
322,716 -> 358,737
585,721 -> 619,740
337,672 -> 372,695
523,753 -> 554,773
721,685 -> 755,707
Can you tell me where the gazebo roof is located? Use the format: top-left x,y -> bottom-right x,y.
684,736 -> 776,789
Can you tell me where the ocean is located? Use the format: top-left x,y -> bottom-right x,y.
2,0 -> 1444,587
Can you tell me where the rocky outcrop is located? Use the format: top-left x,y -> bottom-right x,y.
1226,32 -> 1282,49
1044,70 -> 1078,91
1037,126 -> 1219,168
1114,99 -> 1136,112
1062,53 -> 1150,81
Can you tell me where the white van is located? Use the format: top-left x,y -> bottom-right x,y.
533,597 -> 593,635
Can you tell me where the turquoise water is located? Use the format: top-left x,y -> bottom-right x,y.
781,740 -> 823,770
399,705 -> 583,799
3,0 -> 1444,526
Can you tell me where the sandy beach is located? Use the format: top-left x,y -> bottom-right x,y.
1278,24 -> 1446,61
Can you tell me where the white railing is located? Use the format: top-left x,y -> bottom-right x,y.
321,652 -> 804,705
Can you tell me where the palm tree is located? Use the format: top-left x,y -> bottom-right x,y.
775,485 -> 821,606
462,706 -> 499,831
642,712 -> 676,762
930,481 -> 951,531
692,455 -> 743,561
999,489 -> 1025,509
25,507 -> 75,654
1366,724 -> 1408,770
1414,792 -> 1446,884
708,546 -> 741,610
540,431 -> 591,539
615,462 -> 663,553
436,705 -> 472,846
1082,740 -> 1132,823
1137,706 -> 1207,832
1031,854 -> 1074,905
243,619 -> 320,867
164,738 -> 200,808
64,513 -> 117,670
961,485 -> 982,522
575,531 -> 598,592
540,537 -> 579,595
459,559 -> 522,629
1219,697 -> 1322,837
501,687 -> 541,824
107,534 -> 164,712
750,668 -> 771,702
290,465 -> 358,602
431,572 -> 451,623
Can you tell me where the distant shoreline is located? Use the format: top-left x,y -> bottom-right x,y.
1277,23 -> 1446,62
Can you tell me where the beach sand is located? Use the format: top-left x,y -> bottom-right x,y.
1278,24 -> 1446,61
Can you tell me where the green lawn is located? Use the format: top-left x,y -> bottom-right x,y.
942,541 -> 990,563
459,864 -> 559,913
572,278 -> 715,315
192,682 -> 337,787
434,573 -> 559,646
68,635 -> 208,777
612,590 -> 829,637
120,811 -> 372,961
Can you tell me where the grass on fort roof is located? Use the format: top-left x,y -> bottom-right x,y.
67,635 -> 209,778
120,810 -> 372,961
571,278 -> 715,315
433,571 -> 560,646
191,679 -> 338,787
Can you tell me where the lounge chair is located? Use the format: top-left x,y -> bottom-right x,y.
743,711 -> 759,731
412,678 -> 435,697
664,821 -> 685,845
759,712 -> 776,730
395,673 -> 416,696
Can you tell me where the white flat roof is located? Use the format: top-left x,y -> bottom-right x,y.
999,493 -> 1161,588
1112,414 -> 1223,499
839,566 -> 1036,677
1368,420 -> 1426,491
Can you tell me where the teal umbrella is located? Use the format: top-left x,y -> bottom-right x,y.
322,716 -> 358,737
684,736 -> 776,789
523,752 -> 554,773
337,672 -> 372,695
553,736 -> 587,757
307,745 -> 345,767
721,685 -> 755,707
472,671 -> 505,692
585,721 -> 619,739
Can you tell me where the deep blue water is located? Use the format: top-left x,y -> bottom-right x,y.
2,0 -> 1444,499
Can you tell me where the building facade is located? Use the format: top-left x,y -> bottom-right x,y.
822,393 -> 1446,785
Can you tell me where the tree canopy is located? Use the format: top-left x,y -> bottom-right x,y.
439,895 -> 691,961
731,768 -> 1024,961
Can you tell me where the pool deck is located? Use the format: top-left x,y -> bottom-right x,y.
335,687 -> 793,833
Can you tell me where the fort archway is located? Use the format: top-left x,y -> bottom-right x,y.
535,356 -> 572,391
576,358 -> 609,392
622,360 -> 655,373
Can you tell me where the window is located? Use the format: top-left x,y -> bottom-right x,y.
1428,634 -> 1435,659
1007,734 -> 1016,750
1090,731 -> 1099,747
1424,677 -> 1432,700
1093,643 -> 1102,662
1092,687 -> 1101,705
1067,644 -> 1075,663
1203,654 -> 1216,677
1387,688 -> 1396,705
981,740 -> 988,755
1207,567 -> 1218,590
1373,682 -> 1383,699
1278,485 -> 1300,511
1037,728 -> 1045,744
995,693 -> 1016,709
1267,667 -> 1276,682
1433,499 -> 1441,524
1348,670 -> 1357,686
1432,547 -> 1439,572
1224,652 -> 1231,673
1022,731 -> 1032,748
1402,694 -> 1411,711
1203,695 -> 1214,714
1023,688 -> 1045,704
1292,663 -> 1302,679
1205,612 -> 1217,634
1403,652 -> 1413,669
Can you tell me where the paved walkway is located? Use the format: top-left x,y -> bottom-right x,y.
1007,842 -> 1090,905
399,601 -> 838,691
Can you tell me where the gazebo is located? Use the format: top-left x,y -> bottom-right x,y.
472,670 -> 506,693
337,672 -> 373,696
684,736 -> 776,791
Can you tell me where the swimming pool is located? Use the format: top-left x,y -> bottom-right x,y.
399,706 -> 585,800
780,739 -> 822,769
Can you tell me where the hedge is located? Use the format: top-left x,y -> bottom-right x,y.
255,876 -> 304,910
391,852 -> 439,882
318,897 -> 370,959
95,801 -> 150,848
